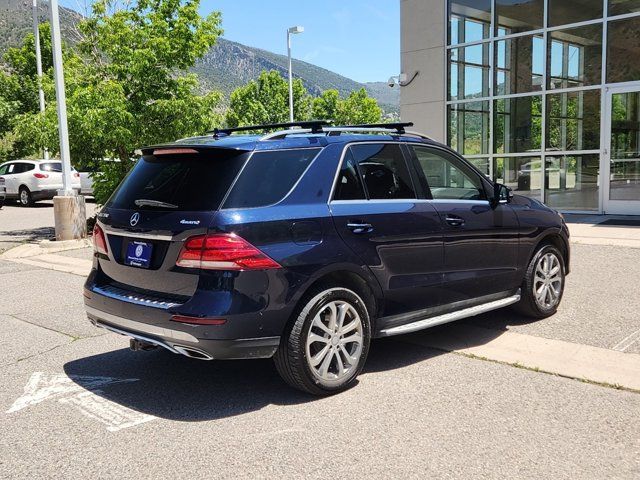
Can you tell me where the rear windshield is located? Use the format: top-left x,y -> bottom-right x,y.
223,148 -> 321,209
40,162 -> 62,172
105,150 -> 248,211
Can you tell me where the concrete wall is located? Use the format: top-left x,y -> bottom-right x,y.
400,0 -> 446,142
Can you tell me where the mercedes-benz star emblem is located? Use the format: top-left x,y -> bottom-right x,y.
130,212 -> 140,227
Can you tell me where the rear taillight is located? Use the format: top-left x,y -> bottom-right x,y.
176,233 -> 281,271
74,172 -> 80,178
33,173 -> 49,179
93,224 -> 108,255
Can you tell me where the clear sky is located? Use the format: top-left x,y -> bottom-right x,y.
59,0 -> 400,83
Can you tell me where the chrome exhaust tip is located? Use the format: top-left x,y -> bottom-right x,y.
173,345 -> 214,361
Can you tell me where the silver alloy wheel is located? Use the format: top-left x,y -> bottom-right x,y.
20,189 -> 28,205
305,300 -> 364,385
533,252 -> 563,309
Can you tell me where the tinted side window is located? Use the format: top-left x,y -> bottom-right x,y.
0,164 -> 8,175
223,148 -> 321,209
23,163 -> 35,172
333,149 -> 366,200
412,147 -> 486,200
350,144 -> 416,200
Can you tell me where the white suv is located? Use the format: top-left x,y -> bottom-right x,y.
0,159 -> 81,206
0,175 -> 5,208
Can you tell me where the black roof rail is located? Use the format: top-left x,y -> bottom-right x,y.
209,120 -> 331,136
337,122 -> 414,134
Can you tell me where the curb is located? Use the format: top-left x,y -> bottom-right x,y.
402,324 -> 640,393
0,238 -> 91,259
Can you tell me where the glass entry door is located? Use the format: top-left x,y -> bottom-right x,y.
604,85 -> 640,214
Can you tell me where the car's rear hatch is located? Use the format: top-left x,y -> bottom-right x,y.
38,161 -> 81,189
95,146 -> 251,298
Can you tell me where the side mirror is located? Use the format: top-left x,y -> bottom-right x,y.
492,183 -> 513,207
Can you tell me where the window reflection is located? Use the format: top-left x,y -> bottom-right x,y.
496,0 -> 544,36
495,34 -> 544,95
449,44 -> 490,100
448,102 -> 490,155
548,24 -> 602,89
610,91 -> 640,201
607,16 -> 640,84
494,157 -> 542,198
609,0 -> 640,16
549,0 -> 603,26
449,0 -> 491,45
544,155 -> 600,210
546,90 -> 601,151
494,97 -> 543,153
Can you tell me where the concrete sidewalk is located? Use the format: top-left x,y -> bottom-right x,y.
0,241 -> 92,277
564,214 -> 640,248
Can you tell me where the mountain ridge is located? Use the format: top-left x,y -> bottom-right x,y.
0,1 -> 399,113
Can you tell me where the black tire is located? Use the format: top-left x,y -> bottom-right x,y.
514,244 -> 565,319
274,286 -> 371,396
19,186 -> 33,207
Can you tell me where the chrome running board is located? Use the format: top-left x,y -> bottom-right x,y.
379,291 -> 521,337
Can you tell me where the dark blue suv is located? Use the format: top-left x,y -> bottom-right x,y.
84,121 -> 570,395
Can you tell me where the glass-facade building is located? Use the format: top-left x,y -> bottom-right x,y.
402,0 -> 640,214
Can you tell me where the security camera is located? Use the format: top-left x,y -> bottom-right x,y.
388,73 -> 414,88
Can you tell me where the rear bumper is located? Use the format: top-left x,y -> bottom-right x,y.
86,305 -> 280,360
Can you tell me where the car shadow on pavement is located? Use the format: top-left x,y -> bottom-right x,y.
465,308 -> 543,330
62,310 -> 537,422
64,348 -> 312,421
2,201 -> 53,209
0,226 -> 54,242
62,334 -> 453,421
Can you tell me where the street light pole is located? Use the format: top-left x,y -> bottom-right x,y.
50,0 -> 86,240
32,0 -> 48,160
287,26 -> 304,123
49,0 -> 72,195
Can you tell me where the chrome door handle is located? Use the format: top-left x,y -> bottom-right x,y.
347,223 -> 373,234
445,216 -> 465,227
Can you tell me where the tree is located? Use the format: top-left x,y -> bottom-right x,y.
336,88 -> 383,125
311,88 -> 382,125
3,22 -> 54,116
0,23 -> 58,160
226,70 -> 311,127
14,0 -> 224,203
311,89 -> 340,121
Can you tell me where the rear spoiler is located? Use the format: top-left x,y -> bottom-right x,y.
140,143 -> 256,156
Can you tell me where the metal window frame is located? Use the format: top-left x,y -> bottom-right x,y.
443,0 -> 640,213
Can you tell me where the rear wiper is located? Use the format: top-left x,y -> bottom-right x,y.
134,199 -> 178,209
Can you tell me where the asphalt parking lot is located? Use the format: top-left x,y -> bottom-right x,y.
0,204 -> 639,478
0,201 -> 98,253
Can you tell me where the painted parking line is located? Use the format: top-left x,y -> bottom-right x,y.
59,390 -> 156,432
7,372 -> 157,432
400,324 -> 640,392
612,328 -> 640,352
